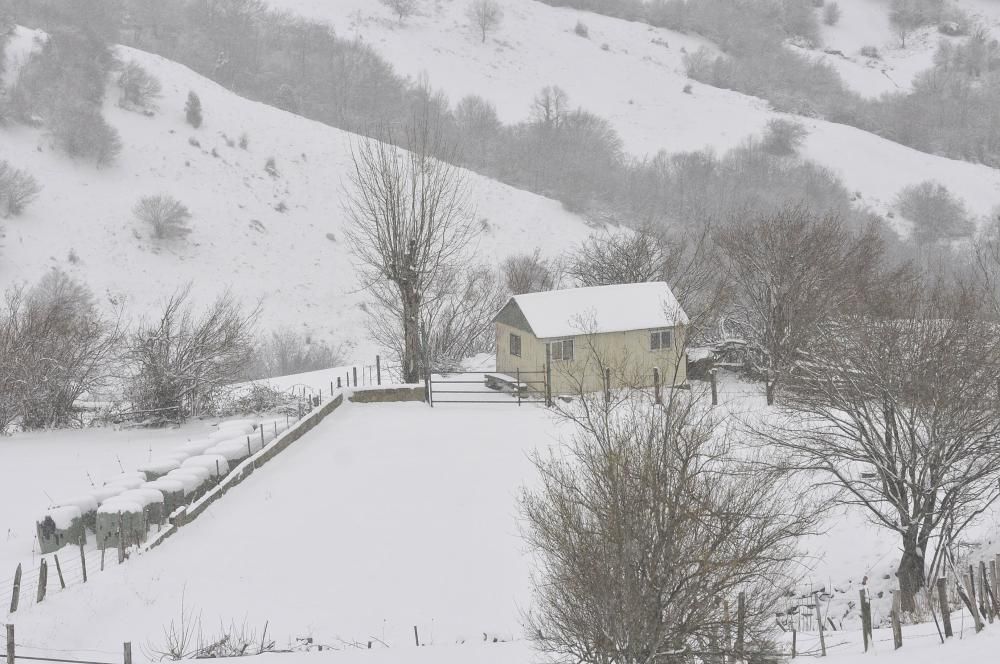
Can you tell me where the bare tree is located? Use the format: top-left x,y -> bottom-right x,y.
568,228 -> 666,287
467,0 -> 504,43
0,270 -> 122,431
715,207 -> 891,404
124,286 -> 258,422
134,195 -> 193,240
523,389 -> 817,664
502,249 -> 559,294
379,0 -> 419,23
249,328 -> 344,378
345,113 -> 476,383
0,160 -> 41,217
760,276 -> 1000,612
117,60 -> 162,110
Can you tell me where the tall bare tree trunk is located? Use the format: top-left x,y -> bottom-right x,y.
400,283 -> 422,384
897,534 -> 926,613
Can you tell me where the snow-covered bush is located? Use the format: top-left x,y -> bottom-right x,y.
248,328 -> 345,378
0,160 -> 41,217
134,194 -> 193,240
761,118 -> 809,156
117,60 -> 162,110
502,249 -> 559,294
49,103 -> 123,166
264,156 -> 278,177
574,20 -> 589,38
895,180 -> 973,243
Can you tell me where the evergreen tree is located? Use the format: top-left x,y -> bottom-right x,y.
185,91 -> 202,128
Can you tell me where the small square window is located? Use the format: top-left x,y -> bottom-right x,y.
510,333 -> 522,357
651,330 -> 672,351
547,339 -> 574,362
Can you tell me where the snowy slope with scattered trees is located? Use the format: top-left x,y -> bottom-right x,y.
266,0 -> 1000,220
0,27 -> 595,351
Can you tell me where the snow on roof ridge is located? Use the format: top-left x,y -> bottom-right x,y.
510,282 -> 688,339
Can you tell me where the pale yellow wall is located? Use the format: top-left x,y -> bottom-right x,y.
495,323 -> 687,396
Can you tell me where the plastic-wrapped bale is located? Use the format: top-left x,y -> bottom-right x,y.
207,437 -> 253,464
95,498 -> 144,550
118,488 -> 165,531
182,454 -> 229,479
143,478 -> 185,517
175,438 -> 217,457
137,457 -> 183,481
103,472 -> 148,491
165,466 -> 211,501
36,505 -> 84,554
57,494 -> 100,531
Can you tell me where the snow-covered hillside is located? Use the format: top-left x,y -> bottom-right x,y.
0,27 -> 595,355
266,0 -> 1000,219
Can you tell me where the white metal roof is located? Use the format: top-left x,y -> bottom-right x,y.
510,282 -> 688,339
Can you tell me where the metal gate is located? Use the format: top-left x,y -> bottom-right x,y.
426,369 -> 550,406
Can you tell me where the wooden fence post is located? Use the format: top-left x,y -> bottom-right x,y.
376,355 -> 382,385
516,368 -> 521,407
545,345 -> 553,408
859,589 -> 872,652
937,577 -> 952,637
9,564 -> 21,613
123,642 -> 132,664
813,592 -> 826,656
337,377 -> 341,389
54,554 -> 66,589
413,625 -> 419,647
890,594 -> 903,650
736,592 -> 745,660
653,367 -> 661,405
968,566 -> 984,632
983,560 -> 999,621
35,559 -> 47,603
353,367 -> 358,388
604,368 -> 611,404
80,538 -> 88,583
710,369 -> 718,406
791,626 -> 796,659
723,600 -> 732,659
6,624 -> 14,664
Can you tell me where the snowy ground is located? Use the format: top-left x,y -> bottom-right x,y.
0,26 -> 596,356
266,0 -> 1000,220
3,375 -> 998,661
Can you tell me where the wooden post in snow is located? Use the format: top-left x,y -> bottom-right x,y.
859,589 -> 872,651
890,594 -> 903,650
53,554 -> 65,590
937,577 -> 953,637
813,592 -> 826,656
9,564 -> 21,613
6,624 -> 14,664
653,367 -> 661,405
722,600 -> 732,657
736,592 -> 745,661
376,355 -> 382,385
353,367 -> 358,388
35,559 -> 47,604
604,368 -> 611,404
413,625 -> 419,647
710,369 -> 718,406
80,538 -> 87,583
123,642 -> 132,664
982,560 -> 998,621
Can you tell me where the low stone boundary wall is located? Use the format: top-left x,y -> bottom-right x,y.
147,393 -> 344,549
349,385 -> 426,404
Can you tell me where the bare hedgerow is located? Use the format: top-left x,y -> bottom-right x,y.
0,160 -> 42,217
124,286 -> 259,423
134,195 -> 193,240
522,389 -> 817,664
502,249 -> 559,294
117,60 -> 162,110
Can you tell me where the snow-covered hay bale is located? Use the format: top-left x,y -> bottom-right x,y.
103,472 -> 148,491
175,438 -> 217,456
143,479 -> 185,516
165,467 -> 211,500
137,457 -> 183,480
57,494 -> 100,530
89,485 -> 126,505
182,454 -> 229,478
95,499 -> 144,549
207,437 -> 253,463
119,488 -> 165,528
36,505 -> 84,554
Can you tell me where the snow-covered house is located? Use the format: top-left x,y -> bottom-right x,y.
493,282 -> 688,395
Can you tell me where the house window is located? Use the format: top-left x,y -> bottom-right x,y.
548,339 -> 574,362
650,329 -> 673,351
510,333 -> 522,357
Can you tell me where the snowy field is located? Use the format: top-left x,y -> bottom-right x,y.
265,0 -> 1000,220
3,376 -> 999,661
